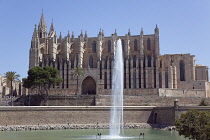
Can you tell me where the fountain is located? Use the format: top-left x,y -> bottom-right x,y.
109,39 -> 124,137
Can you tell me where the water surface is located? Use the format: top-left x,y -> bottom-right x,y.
0,129 -> 188,140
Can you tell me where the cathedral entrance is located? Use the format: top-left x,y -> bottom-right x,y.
82,76 -> 96,95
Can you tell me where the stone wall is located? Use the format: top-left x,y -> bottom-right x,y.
159,88 -> 206,98
1,106 -> 210,126
0,106 -> 155,126
96,95 -> 210,106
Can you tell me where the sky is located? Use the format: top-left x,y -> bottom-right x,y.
0,0 -> 210,79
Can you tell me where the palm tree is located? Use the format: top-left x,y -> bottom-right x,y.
4,71 -> 20,106
72,66 -> 85,105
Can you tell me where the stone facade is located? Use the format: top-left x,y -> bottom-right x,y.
29,13 -> 210,97
0,74 -> 27,97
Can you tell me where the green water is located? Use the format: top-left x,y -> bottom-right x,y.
0,129 -> 188,140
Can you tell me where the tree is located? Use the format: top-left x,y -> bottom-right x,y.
199,99 -> 208,106
3,71 -> 20,106
175,109 -> 210,140
23,66 -> 63,98
72,66 -> 85,105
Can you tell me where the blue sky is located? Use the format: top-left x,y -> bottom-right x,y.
0,0 -> 210,79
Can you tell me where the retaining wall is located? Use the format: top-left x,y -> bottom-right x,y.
0,106 -> 155,126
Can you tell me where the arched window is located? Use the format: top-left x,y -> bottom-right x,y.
122,39 -> 125,52
180,60 -> 185,81
89,55 -> 94,68
108,40 -> 111,52
92,41 -> 96,53
133,55 -> 137,68
147,38 -> 151,51
134,39 -> 138,51
133,72 -> 136,88
104,72 -> 107,89
165,71 -> 168,88
148,56 -> 152,67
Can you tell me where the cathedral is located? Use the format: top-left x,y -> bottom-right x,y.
29,13 -> 210,98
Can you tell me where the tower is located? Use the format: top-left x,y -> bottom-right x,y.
29,24 -> 40,69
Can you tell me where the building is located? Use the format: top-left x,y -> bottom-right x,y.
29,13 -> 210,98
0,74 -> 27,97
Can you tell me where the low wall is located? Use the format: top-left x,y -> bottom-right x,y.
159,88 -> 206,98
0,106 -> 155,126
96,95 -> 210,106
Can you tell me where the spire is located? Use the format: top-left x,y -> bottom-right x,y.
38,11 -> 47,38
140,28 -> 144,35
39,11 -> 45,27
71,31 -> 74,41
114,29 -> 117,35
99,28 -> 102,35
33,24 -> 37,36
80,30 -> 83,37
155,24 -> 159,34
48,19 -> 55,37
85,31 -> 88,39
67,30 -> 70,37
32,24 -> 39,41
59,32 -> 62,40
102,29 -> 104,36
67,31 -> 71,43
50,19 -> 54,32
128,29 -> 131,36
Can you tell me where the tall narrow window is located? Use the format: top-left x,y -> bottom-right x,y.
148,55 -> 152,67
105,56 -> 108,69
92,41 -> 96,53
100,62 -> 102,79
108,40 -> 111,52
165,71 -> 168,88
122,39 -> 125,52
89,55 -> 94,68
133,55 -> 137,68
110,71 -> 112,89
159,72 -> 162,88
71,57 -> 74,68
180,60 -> 185,81
160,60 -> 162,68
104,72 -> 107,89
133,72 -> 136,88
147,38 -> 151,51
134,39 -> 138,51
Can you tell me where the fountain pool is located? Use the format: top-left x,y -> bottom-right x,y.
0,129 -> 188,140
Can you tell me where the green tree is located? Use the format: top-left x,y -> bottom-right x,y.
199,99 -> 208,106
23,66 -> 63,97
175,109 -> 210,140
72,66 -> 85,105
3,71 -> 20,106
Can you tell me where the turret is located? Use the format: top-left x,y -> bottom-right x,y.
67,31 -> 71,43
111,29 -> 118,58
154,24 -> 160,56
140,28 -> 144,58
97,29 -> 104,61
84,31 -> 88,41
71,31 -> 74,41
38,12 -> 47,38
78,30 -> 86,67
125,29 -> 131,59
